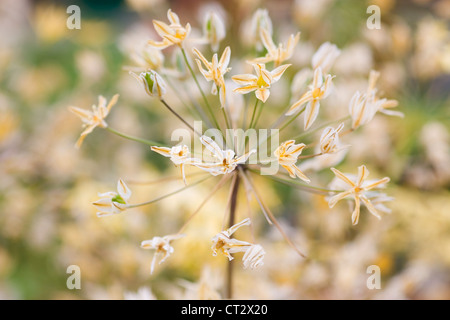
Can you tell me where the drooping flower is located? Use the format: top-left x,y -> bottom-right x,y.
69,94 -> 119,148
148,9 -> 191,49
194,136 -> 255,176
93,178 -> 132,217
312,42 -> 341,74
328,165 -> 390,225
203,11 -> 226,52
141,234 -> 185,274
232,62 -> 290,102
286,67 -> 334,130
192,46 -> 231,107
130,70 -> 167,99
151,145 -> 194,184
274,140 -> 310,182
251,28 -> 300,67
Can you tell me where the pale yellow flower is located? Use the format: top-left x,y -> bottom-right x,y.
286,67 -> 334,130
192,46 -> 231,107
211,218 -> 252,261
148,9 -> 191,49
328,165 -> 390,225
194,136 -> 255,176
319,123 -> 346,154
232,63 -> 290,102
93,178 -> 131,217
141,234 -> 185,274
151,145 -> 194,184
251,28 -> 300,67
349,70 -> 402,130
274,140 -> 310,182
69,94 -> 119,148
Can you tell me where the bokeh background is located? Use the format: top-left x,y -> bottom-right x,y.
0,0 -> 449,299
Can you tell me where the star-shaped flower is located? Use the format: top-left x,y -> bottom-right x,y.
93,178 -> 131,217
148,9 -> 191,49
328,165 -> 390,225
274,140 -> 310,182
192,46 -> 231,107
194,136 -> 255,176
286,67 -> 334,130
141,234 -> 185,274
151,145 -> 194,184
251,28 -> 300,67
232,63 -> 290,102
69,94 -> 119,148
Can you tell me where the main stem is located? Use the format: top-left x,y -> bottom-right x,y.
226,173 -> 240,299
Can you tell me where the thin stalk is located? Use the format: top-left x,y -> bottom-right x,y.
127,175 -> 212,209
242,169 -> 307,258
160,99 -> 200,136
292,115 -> 351,141
105,127 -> 164,147
226,172 -> 241,300
248,99 -> 260,129
278,107 -> 306,132
177,174 -> 230,235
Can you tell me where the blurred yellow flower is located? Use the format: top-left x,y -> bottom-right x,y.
141,234 -> 185,274
251,28 -> 300,67
69,94 -> 119,148
286,67 -> 334,130
148,9 -> 191,49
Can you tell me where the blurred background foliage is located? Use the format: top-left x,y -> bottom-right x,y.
0,0 -> 449,299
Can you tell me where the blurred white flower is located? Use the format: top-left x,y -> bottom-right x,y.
93,178 -> 132,217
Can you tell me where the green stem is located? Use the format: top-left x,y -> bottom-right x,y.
105,127 -> 164,147
248,99 -> 260,129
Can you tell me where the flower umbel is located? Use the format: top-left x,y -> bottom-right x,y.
328,165 -> 391,225
232,62 -> 290,102
93,178 -> 131,217
69,94 -> 119,148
